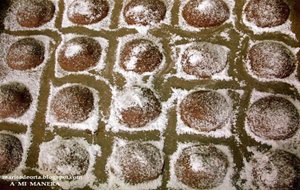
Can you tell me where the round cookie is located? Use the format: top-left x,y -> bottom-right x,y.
244,0 -> 290,28
247,96 -> 299,140
38,138 -> 90,176
58,37 -> 101,72
182,0 -> 230,28
120,39 -> 163,74
175,144 -> 228,189
248,41 -> 296,79
0,82 -> 32,119
181,42 -> 228,78
16,0 -> 55,28
6,38 -> 45,70
123,0 -> 166,26
114,86 -> 161,128
67,0 -> 109,25
0,134 -> 23,175
179,90 -> 231,132
251,150 -> 300,190
110,142 -> 163,184
50,85 -> 94,123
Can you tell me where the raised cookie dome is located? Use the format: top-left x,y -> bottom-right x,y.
120,39 -> 163,74
181,42 -> 228,78
58,37 -> 101,72
244,0 -> 290,28
123,0 -> 166,26
6,38 -> 45,70
38,138 -> 90,176
251,150 -> 300,190
248,41 -> 296,79
67,0 -> 109,25
110,142 -> 163,184
175,144 -> 228,189
182,0 -> 230,28
247,96 -> 299,140
16,0 -> 55,28
0,82 -> 32,119
0,134 -> 23,175
50,85 -> 94,123
114,86 -> 161,128
179,90 -> 231,132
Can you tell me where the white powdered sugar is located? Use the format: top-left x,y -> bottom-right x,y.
37,136 -> 101,190
0,34 -> 53,126
168,142 -> 235,190
106,85 -> 170,133
64,44 -> 84,58
173,88 -> 239,138
245,90 -> 300,157
4,0 -> 59,31
55,34 -> 108,78
119,0 -> 174,34
114,33 -> 166,85
0,130 -> 32,179
242,0 -> 296,40
170,41 -> 232,81
45,83 -> 100,132
244,39 -> 300,92
105,138 -> 164,190
239,147 -> 300,190
62,0 -> 114,30
178,0 -> 236,32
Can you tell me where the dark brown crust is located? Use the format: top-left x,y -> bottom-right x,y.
247,96 -> 299,140
16,0 -> 55,28
120,39 -> 163,74
120,88 -> 161,128
58,37 -> 102,72
50,85 -> 94,123
248,41 -> 295,79
179,90 -> 230,132
123,0 -> 166,26
245,0 -> 290,28
6,38 -> 45,70
175,145 -> 228,189
0,134 -> 23,175
182,0 -> 230,28
67,0 -> 109,25
0,82 -> 32,119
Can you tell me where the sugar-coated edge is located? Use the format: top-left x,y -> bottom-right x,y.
45,82 -> 100,133
62,0 -> 114,30
4,0 -> 59,31
174,88 -> 240,138
36,135 -> 101,190
178,0 -> 236,32
245,89 -> 300,158
168,142 -> 236,190
0,33 -> 53,126
55,34 -> 109,78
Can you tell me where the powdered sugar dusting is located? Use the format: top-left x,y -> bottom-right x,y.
37,136 -> 101,189
245,90 -> 300,157
62,0 -> 114,30
4,0 -> 59,31
0,34 -> 53,126
55,34 -> 108,78
174,88 -> 239,138
105,138 -> 164,190
179,0 -> 236,31
46,83 -> 100,133
168,142 -> 235,190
